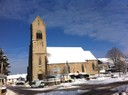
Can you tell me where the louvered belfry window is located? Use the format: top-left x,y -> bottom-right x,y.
36,30 -> 42,39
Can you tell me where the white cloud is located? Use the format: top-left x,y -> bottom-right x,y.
1,0 -> 128,73
42,0 -> 128,52
1,0 -> 128,54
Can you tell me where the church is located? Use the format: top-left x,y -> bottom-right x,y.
27,16 -> 98,82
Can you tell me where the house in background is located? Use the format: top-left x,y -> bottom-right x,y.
7,74 -> 27,85
98,58 -> 114,74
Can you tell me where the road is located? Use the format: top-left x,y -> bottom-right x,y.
7,85 -> 62,95
7,86 -> 33,95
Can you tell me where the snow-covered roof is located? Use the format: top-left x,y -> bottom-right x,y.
7,74 -> 27,79
84,51 -> 97,60
98,58 -> 113,63
47,47 -> 97,64
98,58 -> 114,66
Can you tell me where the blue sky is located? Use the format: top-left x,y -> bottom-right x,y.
0,0 -> 128,74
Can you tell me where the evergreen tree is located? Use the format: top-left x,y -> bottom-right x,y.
0,48 -> 10,75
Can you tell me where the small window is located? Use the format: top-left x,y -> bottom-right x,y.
38,20 -> 40,25
36,30 -> 42,39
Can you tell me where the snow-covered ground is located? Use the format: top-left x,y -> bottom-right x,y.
59,73 -> 128,86
9,73 -> 128,95
22,73 -> 128,95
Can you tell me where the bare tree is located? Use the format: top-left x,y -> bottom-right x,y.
106,47 -> 125,77
96,64 -> 103,76
61,66 -> 67,76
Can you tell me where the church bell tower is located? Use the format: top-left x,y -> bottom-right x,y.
28,16 -> 47,82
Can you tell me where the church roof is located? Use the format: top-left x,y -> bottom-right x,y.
47,47 -> 96,64
32,16 -> 46,26
84,51 -> 97,60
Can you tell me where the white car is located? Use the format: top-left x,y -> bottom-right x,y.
31,80 -> 45,88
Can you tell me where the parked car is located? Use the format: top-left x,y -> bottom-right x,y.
69,73 -> 90,80
111,74 -> 118,78
0,85 -> 7,94
80,73 -> 90,80
15,77 -> 25,85
46,76 -> 61,83
31,80 -> 45,88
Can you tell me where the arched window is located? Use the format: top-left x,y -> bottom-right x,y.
36,30 -> 42,39
92,63 -> 95,70
39,56 -> 42,66
81,64 -> 85,72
